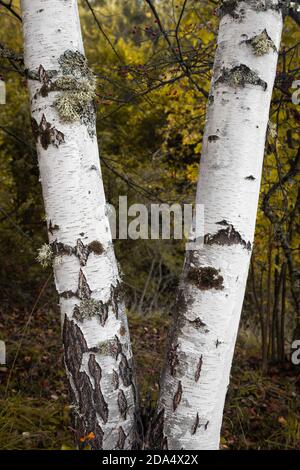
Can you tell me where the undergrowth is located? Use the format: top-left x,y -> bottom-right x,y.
0,305 -> 299,450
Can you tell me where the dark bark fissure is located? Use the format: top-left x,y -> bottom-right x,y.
173,381 -> 183,411
168,342 -> 180,377
31,114 -> 64,150
195,355 -> 203,382
112,369 -> 119,390
62,315 -> 105,448
119,352 -> 134,387
118,389 -> 128,420
148,408 -> 166,449
88,354 -> 109,424
205,220 -> 252,251
191,413 -> 200,435
116,426 -> 126,449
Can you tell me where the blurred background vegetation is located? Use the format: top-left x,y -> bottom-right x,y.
0,0 -> 299,449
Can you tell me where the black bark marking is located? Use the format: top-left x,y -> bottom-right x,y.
62,316 -> 104,448
204,420 -> 209,430
88,354 -> 108,424
110,282 -> 125,319
216,64 -> 267,91
114,335 -> 123,359
162,437 -> 168,450
112,369 -> 119,390
208,135 -> 219,143
149,408 -> 165,450
92,424 -> 104,449
48,220 -> 59,235
215,339 -> 223,348
116,426 -> 126,449
119,353 -> 133,387
245,175 -> 256,180
188,317 -> 209,332
195,355 -> 203,382
37,64 -> 53,97
51,240 -> 73,256
51,239 -> 104,266
205,220 -> 252,251
191,413 -> 200,435
88,240 -> 104,255
187,266 -> 224,291
118,389 -> 128,420
60,290 -> 77,299
119,324 -> 126,336
31,114 -> 65,150
173,381 -> 183,411
77,269 -> 91,300
75,239 -> 90,266
168,343 -> 179,377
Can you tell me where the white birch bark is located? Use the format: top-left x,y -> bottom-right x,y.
152,0 -> 287,450
21,0 -> 139,450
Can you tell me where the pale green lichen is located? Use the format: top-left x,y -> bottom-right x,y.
217,64 -> 267,90
53,50 -> 97,136
74,298 -> 101,320
36,243 -> 53,268
93,338 -> 121,357
73,298 -> 108,326
244,29 -> 277,56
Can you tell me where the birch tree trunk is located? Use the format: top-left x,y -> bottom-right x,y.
21,0 -> 140,450
152,0 -> 287,450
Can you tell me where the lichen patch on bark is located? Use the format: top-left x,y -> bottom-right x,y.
243,29 -> 277,55
219,0 -> 289,19
54,50 -> 96,136
216,64 -> 267,91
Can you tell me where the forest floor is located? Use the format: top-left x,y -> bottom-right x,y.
0,304 -> 299,450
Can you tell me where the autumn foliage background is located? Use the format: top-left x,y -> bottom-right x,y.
0,0 -> 299,449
